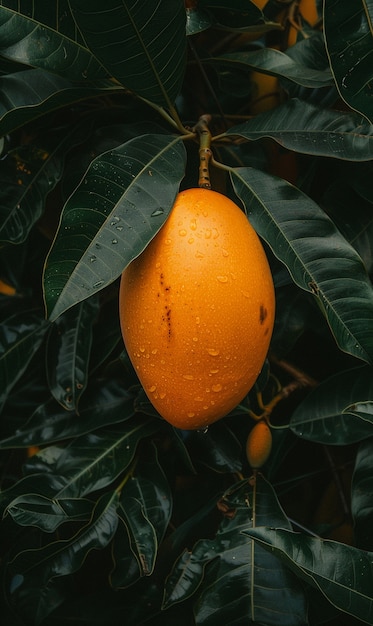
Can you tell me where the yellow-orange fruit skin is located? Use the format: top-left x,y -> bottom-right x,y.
119,188 -> 275,430
246,420 -> 272,469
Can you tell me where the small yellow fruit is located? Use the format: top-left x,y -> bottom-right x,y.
119,188 -> 275,430
246,420 -> 272,468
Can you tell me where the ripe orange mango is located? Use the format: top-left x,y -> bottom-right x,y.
120,188 -> 275,430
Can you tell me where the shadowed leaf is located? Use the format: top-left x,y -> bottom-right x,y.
290,366 -> 373,444
246,527 -> 373,625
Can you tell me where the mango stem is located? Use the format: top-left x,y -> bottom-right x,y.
194,114 -> 212,189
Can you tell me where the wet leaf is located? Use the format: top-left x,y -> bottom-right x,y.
43,133 -> 187,321
226,99 -> 373,160
324,1 -> 373,123
0,5 -> 108,80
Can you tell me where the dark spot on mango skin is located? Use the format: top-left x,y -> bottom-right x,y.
259,304 -> 268,325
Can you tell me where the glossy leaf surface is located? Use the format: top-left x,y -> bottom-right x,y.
246,527 -> 373,625
0,308 -> 50,408
43,133 -> 187,321
164,476 -> 307,626
52,417 -> 159,498
290,366 -> 373,444
231,167 -> 373,365
0,5 -> 107,80
226,99 -> 373,160
69,0 -> 186,107
111,444 -> 172,588
324,0 -> 373,123
8,490 -> 119,624
208,47 -> 333,89
5,493 -> 93,532
0,70 -> 120,136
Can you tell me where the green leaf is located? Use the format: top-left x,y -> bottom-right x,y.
290,366 -> 373,444
51,416 -> 160,499
186,6 -> 213,36
5,494 -> 93,532
9,490 -> 119,624
0,69 -> 121,137
351,437 -> 373,550
207,48 -> 333,89
164,476 -> 307,626
0,6 -> 108,80
0,379 -> 136,449
111,442 -> 172,588
0,307 -> 50,409
225,98 -> 373,160
69,0 -> 187,108
324,0 -> 373,123
231,167 -> 373,365
245,527 -> 373,625
46,296 -> 99,410
321,177 -> 373,274
43,133 -> 187,321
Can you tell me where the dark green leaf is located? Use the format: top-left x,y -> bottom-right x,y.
246,527 -> 373,625
111,443 -> 172,588
9,490 -> 119,623
88,297 -> 122,375
186,7 -> 213,36
0,379 -> 136,449
231,167 -> 373,365
324,1 -> 373,123
0,69 -> 121,137
0,473 -> 68,513
51,416 -> 160,498
43,133 -> 187,321
290,366 -> 373,444
164,476 -> 307,626
0,6 -> 108,80
187,421 -> 243,473
0,126 -> 88,245
0,307 -> 50,408
5,494 -> 93,532
61,120 -> 169,202
225,98 -> 373,160
207,48 -> 333,89
69,0 -> 187,108
351,437 -> 373,550
199,0 -> 279,31
322,178 -> 373,274
46,296 -> 99,410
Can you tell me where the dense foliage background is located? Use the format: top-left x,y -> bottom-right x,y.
0,0 -> 373,624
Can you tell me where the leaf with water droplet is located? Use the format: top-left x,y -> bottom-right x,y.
43,134 -> 187,321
